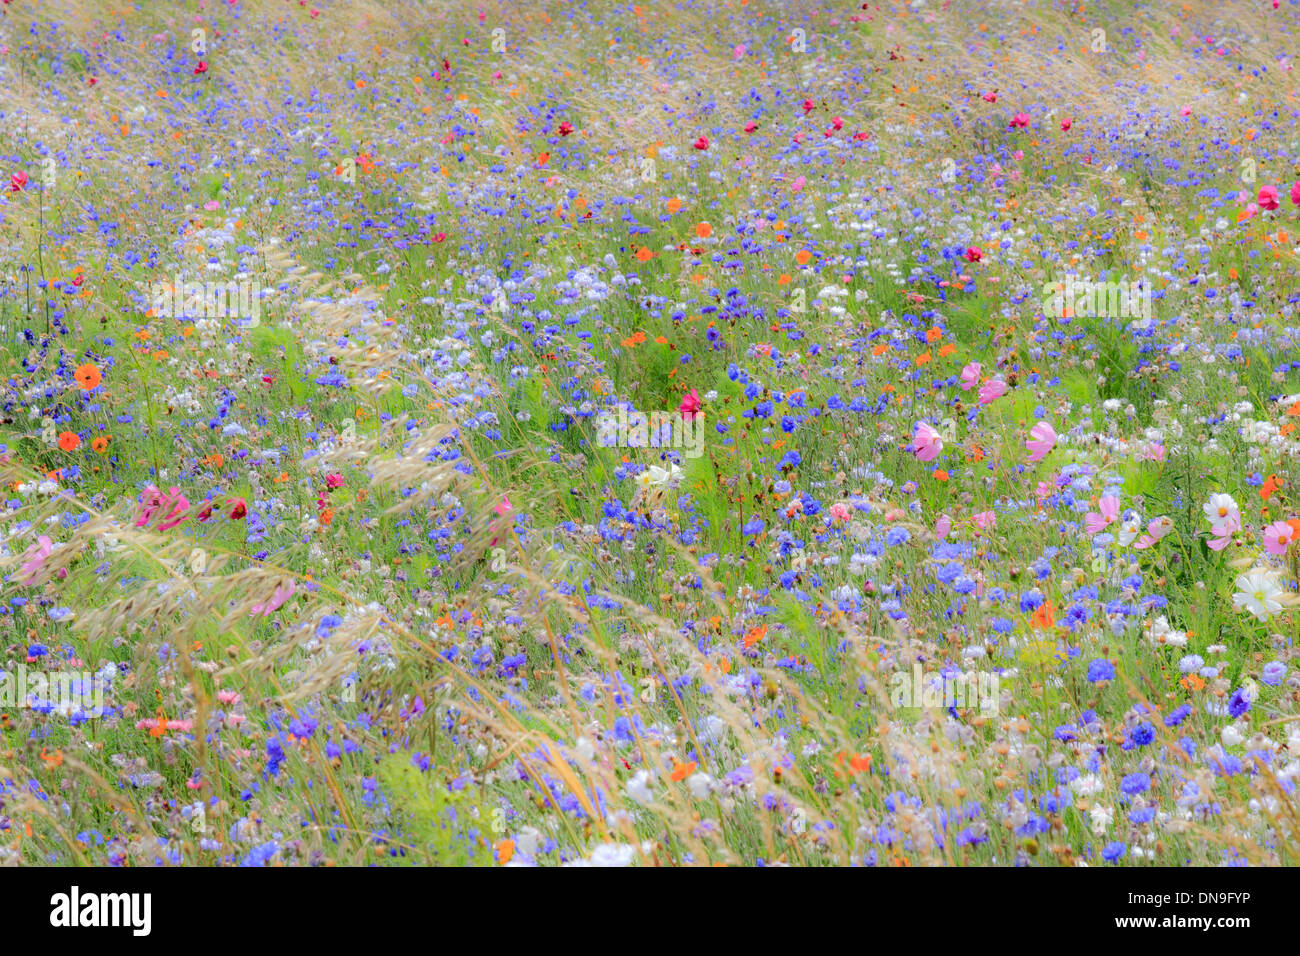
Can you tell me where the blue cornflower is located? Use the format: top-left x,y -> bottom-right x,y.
1086,659 -> 1116,683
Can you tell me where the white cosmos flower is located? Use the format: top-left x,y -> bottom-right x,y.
1117,516 -> 1142,547
639,464 -> 682,488
1203,493 -> 1238,525
1232,569 -> 1285,621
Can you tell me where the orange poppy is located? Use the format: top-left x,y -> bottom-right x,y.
696,221 -> 712,238
74,363 -> 102,390
57,432 -> 80,452
670,760 -> 697,782
795,249 -> 812,265
91,436 -> 110,453
495,839 -> 514,865
1031,601 -> 1055,630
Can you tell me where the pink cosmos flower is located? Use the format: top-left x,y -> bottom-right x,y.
1084,495 -> 1120,535
911,422 -> 943,462
325,473 -> 345,489
1009,112 -> 1030,128
1291,181 -> 1300,207
1026,421 -> 1057,463
250,580 -> 297,617
489,496 -> 514,546
158,494 -> 190,530
978,378 -> 1007,405
964,246 -> 982,262
829,502 -> 851,522
1264,521 -> 1294,556
136,485 -> 190,530
1060,118 -> 1072,131
1141,442 -> 1165,463
982,91 -> 997,102
1207,513 -> 1241,552
959,362 -> 982,390
1258,185 -> 1280,210
935,514 -> 951,540
973,510 -> 997,530
679,389 -> 702,420
19,535 -> 54,585
135,485 -> 168,527
1134,517 -> 1174,550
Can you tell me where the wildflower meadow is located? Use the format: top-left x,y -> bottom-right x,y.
1,0 -> 1299,887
